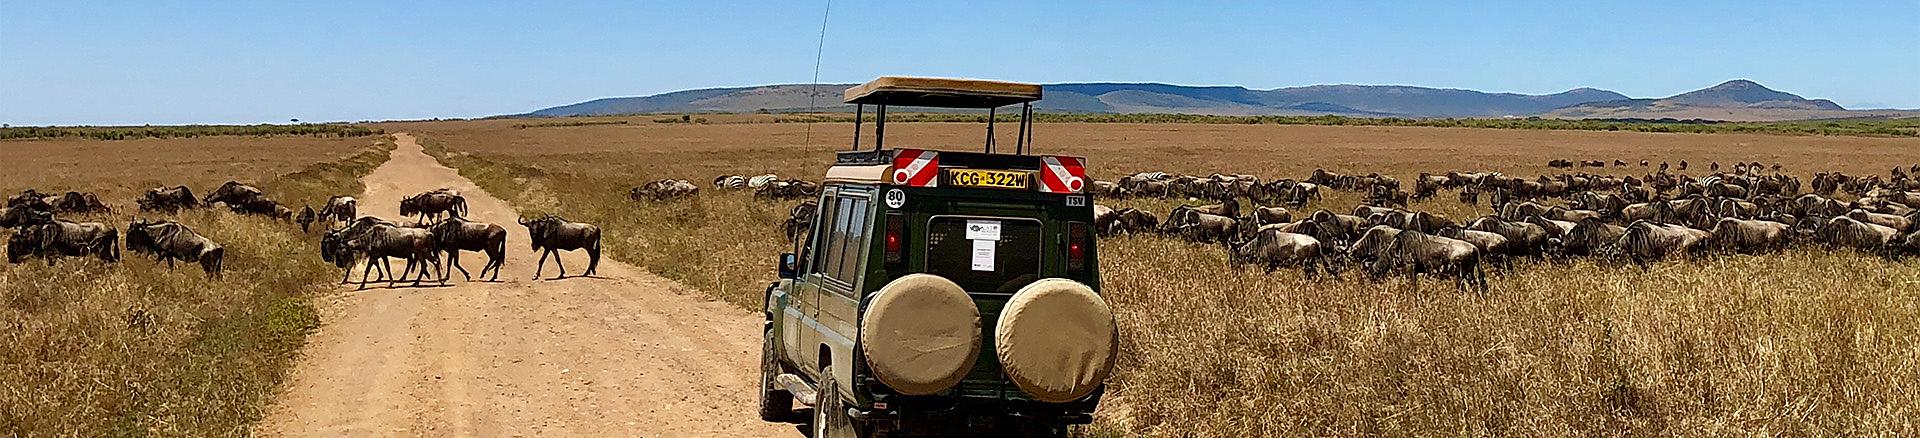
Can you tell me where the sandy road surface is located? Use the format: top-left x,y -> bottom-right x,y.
260,134 -> 794,437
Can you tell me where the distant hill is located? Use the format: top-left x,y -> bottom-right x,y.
525,79 -> 1911,121
525,83 -> 1628,119
1542,80 -> 1918,121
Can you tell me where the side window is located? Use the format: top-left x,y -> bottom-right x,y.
808,194 -> 839,275
835,198 -> 870,283
823,197 -> 856,281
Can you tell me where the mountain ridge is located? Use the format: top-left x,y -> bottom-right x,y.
527,79 -> 1904,121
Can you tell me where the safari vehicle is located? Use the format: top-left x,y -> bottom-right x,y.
760,77 -> 1117,438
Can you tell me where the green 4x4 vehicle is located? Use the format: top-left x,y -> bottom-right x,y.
760,77 -> 1118,438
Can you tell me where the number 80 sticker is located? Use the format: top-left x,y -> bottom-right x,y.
885,189 -> 906,208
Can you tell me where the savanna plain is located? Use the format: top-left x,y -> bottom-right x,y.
395,116 -> 1920,437
4,116 -> 1919,437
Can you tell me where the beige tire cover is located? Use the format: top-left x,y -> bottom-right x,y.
995,278 -> 1117,403
859,274 -> 982,396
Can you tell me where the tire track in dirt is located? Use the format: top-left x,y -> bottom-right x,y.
259,133 -> 793,437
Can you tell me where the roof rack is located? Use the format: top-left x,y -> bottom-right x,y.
842,76 -> 1042,108
844,76 -> 1044,155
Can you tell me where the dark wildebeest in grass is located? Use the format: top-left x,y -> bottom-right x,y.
344,223 -> 440,289
139,185 -> 199,213
429,217 -> 508,282
1560,217 -> 1627,258
785,201 -> 818,242
49,191 -> 110,214
1,207 -> 54,229
297,206 -> 318,232
204,181 -> 266,207
7,228 -> 37,264
400,189 -> 467,224
1468,216 -> 1550,257
13,219 -> 120,265
1227,228 -> 1330,277
520,215 -> 601,279
1617,220 -> 1711,269
1810,216 -> 1900,256
1434,226 -> 1514,269
6,189 -> 55,211
1372,229 -> 1487,291
229,196 -> 294,221
1707,217 -> 1790,254
125,218 -> 224,277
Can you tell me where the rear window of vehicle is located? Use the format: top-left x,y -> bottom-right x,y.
925,217 -> 1043,293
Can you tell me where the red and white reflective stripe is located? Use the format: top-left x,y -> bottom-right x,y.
890,149 -> 940,187
1038,156 -> 1087,193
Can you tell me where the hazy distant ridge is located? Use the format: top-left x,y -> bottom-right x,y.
528,79 -> 1908,121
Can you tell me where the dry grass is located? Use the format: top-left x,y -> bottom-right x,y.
0,135 -> 374,202
0,137 -> 393,436
403,119 -> 1920,437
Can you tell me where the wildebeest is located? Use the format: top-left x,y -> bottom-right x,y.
1846,209 -> 1912,233
429,217 -> 508,282
520,215 -> 602,279
44,191 -> 109,214
125,218 -> 223,277
1617,220 -> 1710,268
1433,226 -> 1514,268
203,181 -> 265,207
322,216 -> 403,284
1173,212 -> 1237,244
1467,216 -> 1550,257
1,207 -> 53,228
1810,216 -> 1900,254
1249,206 -> 1292,227
400,189 -> 468,224
6,189 -> 55,211
1707,218 -> 1789,253
344,223 -> 441,289
631,179 -> 700,201
6,229 -> 35,264
297,206 -> 318,232
1227,228 -> 1329,276
321,196 -> 359,223
12,219 -> 120,265
1561,217 -> 1627,257
138,185 -> 199,213
1371,229 -> 1487,290
1346,225 -> 1403,266
1109,208 -> 1159,236
785,201 -> 819,242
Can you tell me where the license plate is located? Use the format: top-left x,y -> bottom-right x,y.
947,169 -> 1031,190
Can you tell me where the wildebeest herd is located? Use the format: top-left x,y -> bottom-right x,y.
1088,163 -> 1920,290
2,181 -> 606,289
629,174 -> 820,203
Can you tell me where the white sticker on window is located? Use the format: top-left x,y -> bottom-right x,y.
970,239 -> 996,271
965,220 -> 1002,241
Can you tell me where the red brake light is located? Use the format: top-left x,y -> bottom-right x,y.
1067,222 -> 1089,271
884,213 -> 906,265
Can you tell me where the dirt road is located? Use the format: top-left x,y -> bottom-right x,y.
260,134 -> 793,437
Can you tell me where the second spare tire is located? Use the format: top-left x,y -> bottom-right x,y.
859,274 -> 982,396
994,278 -> 1118,403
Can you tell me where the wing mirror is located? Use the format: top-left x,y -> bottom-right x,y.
778,253 -> 798,279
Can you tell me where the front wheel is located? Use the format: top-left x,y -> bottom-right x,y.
759,327 -> 794,423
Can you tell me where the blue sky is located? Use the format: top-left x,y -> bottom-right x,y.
2,0 -> 1915,125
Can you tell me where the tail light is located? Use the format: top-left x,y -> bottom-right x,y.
1067,222 -> 1089,272
884,213 -> 906,265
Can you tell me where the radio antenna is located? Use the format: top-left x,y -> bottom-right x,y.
802,0 -> 832,150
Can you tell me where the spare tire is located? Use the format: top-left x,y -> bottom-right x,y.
994,278 -> 1117,403
859,274 -> 982,396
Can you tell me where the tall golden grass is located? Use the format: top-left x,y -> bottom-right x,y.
0,137 -> 393,436
408,123 -> 1920,437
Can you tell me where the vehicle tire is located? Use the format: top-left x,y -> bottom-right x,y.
811,365 -> 860,438
758,327 -> 794,423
